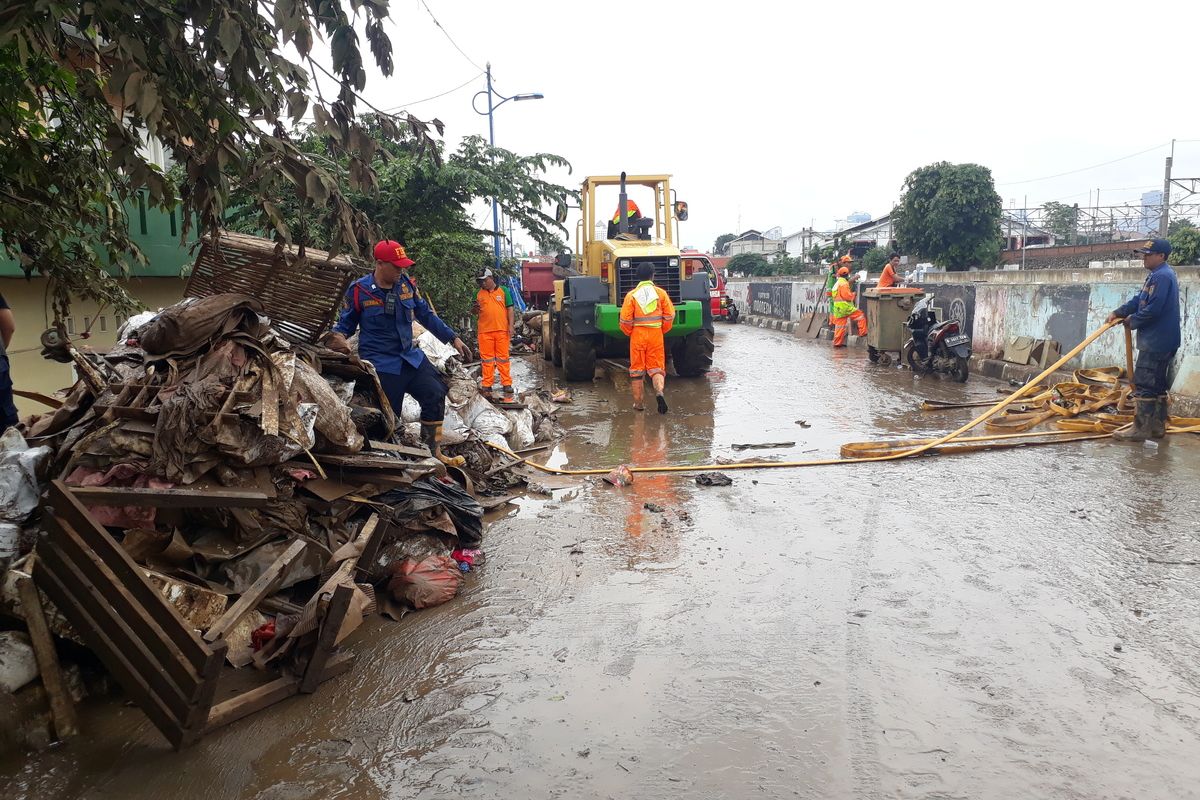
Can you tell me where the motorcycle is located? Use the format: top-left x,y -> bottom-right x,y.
902,296 -> 971,382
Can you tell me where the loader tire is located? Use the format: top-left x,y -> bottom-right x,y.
672,329 -> 715,377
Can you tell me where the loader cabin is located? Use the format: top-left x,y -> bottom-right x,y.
576,174 -> 691,307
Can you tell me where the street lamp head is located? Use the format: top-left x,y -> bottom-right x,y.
513,93 -> 544,101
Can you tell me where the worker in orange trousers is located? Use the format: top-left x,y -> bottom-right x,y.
473,268 -> 516,397
619,262 -> 675,413
831,265 -> 867,347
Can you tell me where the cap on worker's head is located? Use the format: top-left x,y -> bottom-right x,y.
839,255 -> 853,264
373,240 -> 415,268
837,266 -> 850,276
477,267 -> 495,282
1134,238 -> 1172,256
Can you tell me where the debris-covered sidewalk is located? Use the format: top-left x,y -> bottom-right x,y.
0,235 -> 562,752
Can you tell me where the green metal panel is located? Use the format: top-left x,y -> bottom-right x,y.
0,192 -> 198,278
594,300 -> 703,338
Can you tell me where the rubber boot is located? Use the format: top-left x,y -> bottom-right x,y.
502,385 -> 515,399
420,421 -> 466,467
1112,397 -> 1154,442
1150,395 -> 1168,439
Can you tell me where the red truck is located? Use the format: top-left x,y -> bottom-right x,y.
681,252 -> 738,323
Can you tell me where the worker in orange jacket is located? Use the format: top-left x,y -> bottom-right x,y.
473,267 -> 516,397
619,262 -> 675,413
831,265 -> 867,347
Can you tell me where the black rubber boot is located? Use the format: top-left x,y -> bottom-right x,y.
1112,398 -> 1155,442
1150,395 -> 1168,439
420,421 -> 466,467
656,394 -> 668,415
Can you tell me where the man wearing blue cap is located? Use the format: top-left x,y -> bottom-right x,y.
1106,238 -> 1180,441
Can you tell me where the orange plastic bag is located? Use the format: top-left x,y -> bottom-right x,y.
387,555 -> 463,609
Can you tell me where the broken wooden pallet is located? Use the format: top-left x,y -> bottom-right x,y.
34,481 -> 363,750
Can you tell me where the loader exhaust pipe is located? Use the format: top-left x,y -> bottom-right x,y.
617,171 -> 629,235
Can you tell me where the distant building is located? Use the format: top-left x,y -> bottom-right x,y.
831,214 -> 895,257
1142,190 -> 1163,235
1000,211 -> 1056,250
726,230 -> 786,261
783,228 -> 830,260
845,211 -> 871,225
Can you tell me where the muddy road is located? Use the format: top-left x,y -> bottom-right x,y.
7,323 -> 1200,799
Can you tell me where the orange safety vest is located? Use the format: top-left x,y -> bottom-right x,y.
476,286 -> 512,334
612,200 -> 641,223
620,281 -> 675,333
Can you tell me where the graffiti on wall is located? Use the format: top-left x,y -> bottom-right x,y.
928,284 -> 977,337
749,283 -> 793,320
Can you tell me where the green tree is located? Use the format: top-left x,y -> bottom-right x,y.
2,1 -> 439,320
1168,226 -> 1200,266
807,244 -> 822,264
893,162 -> 1003,270
1040,201 -> 1078,241
726,253 -> 769,277
713,233 -> 737,255
858,246 -> 888,273
227,124 -> 575,322
1168,218 -> 1196,236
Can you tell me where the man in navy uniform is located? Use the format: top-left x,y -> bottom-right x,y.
325,240 -> 472,466
1106,238 -> 1180,442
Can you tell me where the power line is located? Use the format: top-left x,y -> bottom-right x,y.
998,142 -> 1170,186
417,0 -> 484,73
380,71 -> 483,114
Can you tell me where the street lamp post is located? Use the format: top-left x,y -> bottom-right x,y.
472,63 -> 543,272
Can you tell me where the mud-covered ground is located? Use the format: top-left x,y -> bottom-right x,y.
7,323 -> 1200,799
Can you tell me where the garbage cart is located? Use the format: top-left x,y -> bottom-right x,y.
863,287 -> 925,365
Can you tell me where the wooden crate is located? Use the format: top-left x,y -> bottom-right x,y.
186,232 -> 365,344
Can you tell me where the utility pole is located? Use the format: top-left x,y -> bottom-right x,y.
1160,139 -> 1175,236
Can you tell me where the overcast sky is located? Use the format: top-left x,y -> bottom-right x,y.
321,0 -> 1200,253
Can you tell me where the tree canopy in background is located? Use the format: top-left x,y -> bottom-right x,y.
1168,224 -> 1200,267
1,0 -> 439,319
713,233 -> 736,255
226,123 -> 575,321
893,162 -> 1002,271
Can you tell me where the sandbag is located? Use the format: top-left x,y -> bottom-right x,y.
414,329 -> 460,373
386,555 -> 463,609
280,354 -> 364,454
0,428 -> 51,523
505,408 -> 536,450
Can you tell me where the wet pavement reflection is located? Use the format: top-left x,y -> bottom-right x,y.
5,323 -> 1200,799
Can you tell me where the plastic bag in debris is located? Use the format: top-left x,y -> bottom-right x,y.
276,354 -> 364,453
386,555 -> 462,609
504,408 -> 536,450
0,428 -> 51,523
116,309 -> 159,341
400,395 -> 422,424
441,407 -> 469,445
0,631 -> 38,693
415,329 -> 460,373
459,395 -> 512,449
323,375 -> 356,406
376,477 -> 485,548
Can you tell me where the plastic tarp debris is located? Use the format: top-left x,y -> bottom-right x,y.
376,477 -> 484,548
695,472 -> 733,487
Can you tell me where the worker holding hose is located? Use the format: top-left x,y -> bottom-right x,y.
1106,238 -> 1180,442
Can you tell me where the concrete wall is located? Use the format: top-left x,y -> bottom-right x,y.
2,277 -> 187,416
730,267 -> 1200,402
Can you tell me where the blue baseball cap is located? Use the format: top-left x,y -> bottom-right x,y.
1134,238 -> 1172,255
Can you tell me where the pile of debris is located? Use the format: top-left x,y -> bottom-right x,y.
0,289 -> 561,750
512,310 -> 546,356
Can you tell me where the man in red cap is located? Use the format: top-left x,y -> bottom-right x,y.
325,240 -> 472,466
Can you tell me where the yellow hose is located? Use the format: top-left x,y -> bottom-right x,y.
493,320 -> 1168,477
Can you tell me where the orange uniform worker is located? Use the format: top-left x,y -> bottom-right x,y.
877,252 -> 902,289
831,265 -> 867,347
827,254 -> 853,325
619,262 -> 675,413
613,199 -> 641,226
473,268 -> 516,397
